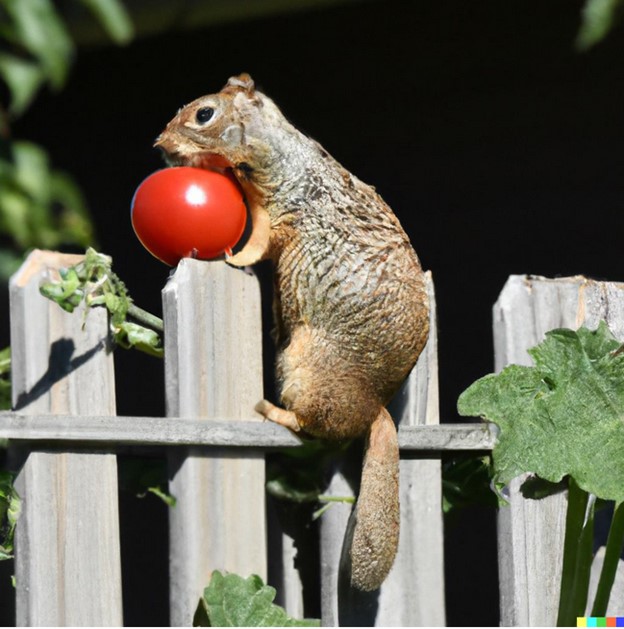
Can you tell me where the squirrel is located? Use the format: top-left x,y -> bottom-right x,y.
155,74 -> 429,592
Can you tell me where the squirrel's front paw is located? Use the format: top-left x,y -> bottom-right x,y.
255,399 -> 301,432
226,246 -> 263,267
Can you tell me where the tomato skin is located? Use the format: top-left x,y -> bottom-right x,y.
131,167 -> 246,266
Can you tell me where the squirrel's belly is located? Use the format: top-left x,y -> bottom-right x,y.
274,240 -> 428,439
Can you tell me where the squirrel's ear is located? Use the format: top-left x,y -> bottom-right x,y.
224,73 -> 256,95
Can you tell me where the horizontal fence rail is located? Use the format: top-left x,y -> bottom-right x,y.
0,414 -> 497,450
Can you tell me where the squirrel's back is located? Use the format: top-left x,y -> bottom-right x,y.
272,163 -> 429,438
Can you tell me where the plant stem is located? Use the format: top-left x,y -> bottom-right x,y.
557,478 -> 595,626
576,493 -> 596,619
312,495 -> 357,520
317,495 -> 356,504
591,501 -> 624,616
127,303 -> 164,333
558,479 -> 587,625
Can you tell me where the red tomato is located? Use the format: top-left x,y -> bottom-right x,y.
131,167 -> 246,266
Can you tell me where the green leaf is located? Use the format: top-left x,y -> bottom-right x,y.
147,486 -> 176,507
49,171 -> 96,248
0,471 -> 21,560
117,457 -> 176,507
457,322 -> 624,503
78,0 -> 134,44
266,438 -> 349,507
12,141 -> 51,204
115,321 -> 163,357
195,571 -> 320,627
0,140 -> 96,250
266,471 -> 323,504
0,186 -> 33,247
577,0 -> 624,50
0,380 -> 11,411
0,253 -> 21,280
40,266 -> 82,312
40,247 -> 164,358
0,53 -> 45,116
0,346 -> 11,411
0,0 -> 74,88
0,249 -> 23,281
442,454 -> 500,513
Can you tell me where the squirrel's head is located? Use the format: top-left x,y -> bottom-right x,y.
155,74 -> 282,184
156,74 -> 298,266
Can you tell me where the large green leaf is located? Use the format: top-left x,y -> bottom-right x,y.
194,571 -> 320,627
457,322 -> 624,502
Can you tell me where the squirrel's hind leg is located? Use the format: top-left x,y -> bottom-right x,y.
255,399 -> 301,432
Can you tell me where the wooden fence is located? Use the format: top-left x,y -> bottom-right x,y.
1,250 -> 623,626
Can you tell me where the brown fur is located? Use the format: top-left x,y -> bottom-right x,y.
156,74 -> 429,591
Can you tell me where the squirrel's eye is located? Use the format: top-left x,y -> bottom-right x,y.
196,107 -> 215,124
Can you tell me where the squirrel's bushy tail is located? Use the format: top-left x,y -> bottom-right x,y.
348,407 -> 400,591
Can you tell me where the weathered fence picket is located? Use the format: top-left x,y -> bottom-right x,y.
9,250 -> 122,626
494,275 -> 624,626
2,254 -> 624,627
163,260 -> 266,626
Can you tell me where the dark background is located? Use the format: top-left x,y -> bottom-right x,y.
2,0 -> 624,625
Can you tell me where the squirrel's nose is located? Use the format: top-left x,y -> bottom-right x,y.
153,130 -> 174,151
